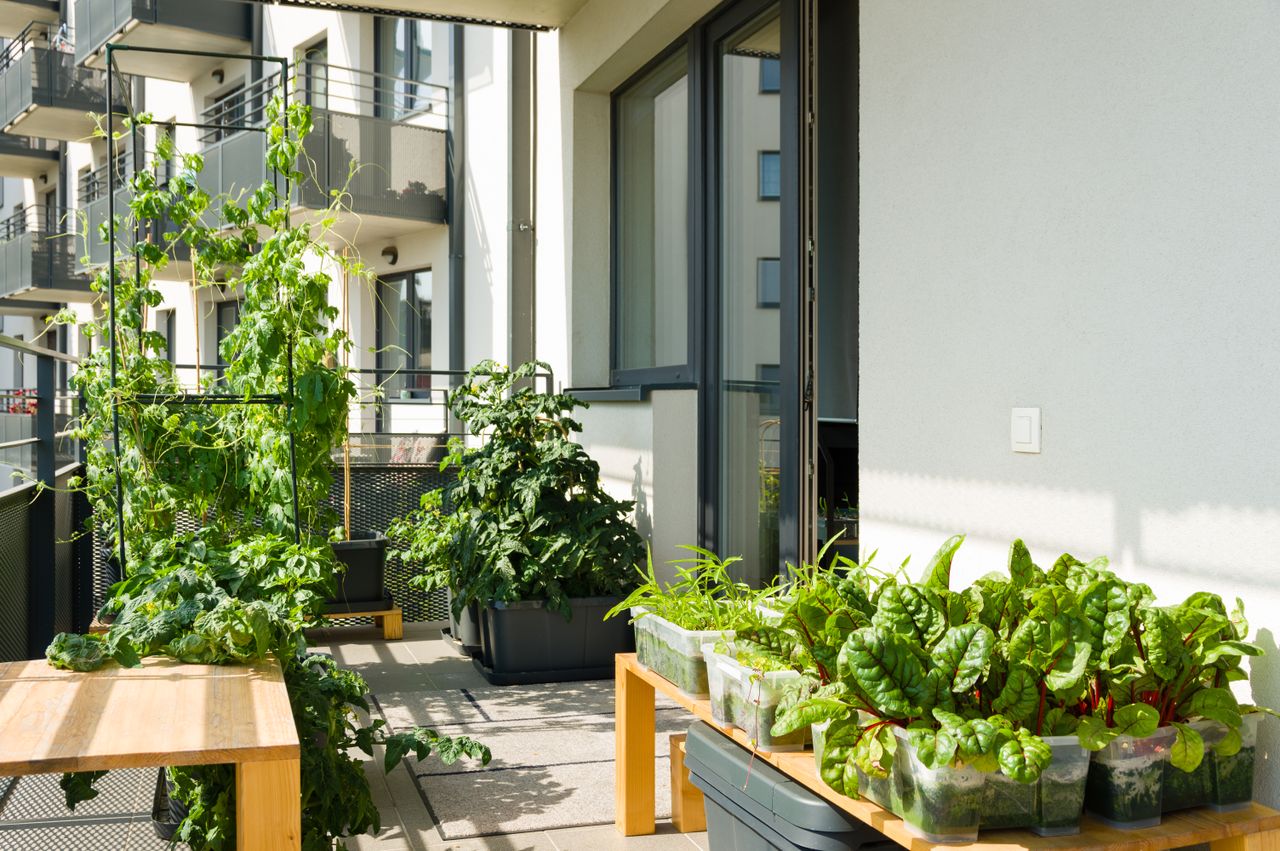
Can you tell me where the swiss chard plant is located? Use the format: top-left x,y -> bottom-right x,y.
391,360 -> 646,619
43,97 -> 489,850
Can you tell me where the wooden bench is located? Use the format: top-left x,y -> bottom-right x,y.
319,603 -> 403,640
0,656 -> 301,850
91,603 -> 405,641
616,652 -> 1280,851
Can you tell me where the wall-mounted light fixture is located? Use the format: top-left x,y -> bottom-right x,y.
212,68 -> 225,85
39,173 -> 47,185
381,245 -> 398,266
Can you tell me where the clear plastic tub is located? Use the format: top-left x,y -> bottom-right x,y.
1211,712 -> 1260,811
856,727 -> 983,844
812,719 -> 830,774
631,607 -> 732,698
1162,713 -> 1261,812
1084,726 -> 1176,829
982,735 -> 1089,836
702,642 -> 808,752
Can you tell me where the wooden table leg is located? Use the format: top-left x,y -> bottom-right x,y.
383,608 -> 403,640
1212,829 -> 1280,851
615,654 -> 656,836
236,758 -> 301,851
670,733 -> 706,833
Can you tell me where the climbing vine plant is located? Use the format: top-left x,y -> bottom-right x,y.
46,97 -> 488,850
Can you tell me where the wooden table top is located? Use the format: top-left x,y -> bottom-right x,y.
619,653 -> 1280,851
0,656 -> 299,776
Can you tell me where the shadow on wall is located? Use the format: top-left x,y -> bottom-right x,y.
632,457 -> 653,542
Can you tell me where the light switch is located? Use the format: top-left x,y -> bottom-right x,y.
1011,407 -> 1041,453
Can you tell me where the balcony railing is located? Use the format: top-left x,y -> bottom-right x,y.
73,0 -> 251,81
196,62 -> 448,228
0,22 -> 128,141
0,206 -> 93,300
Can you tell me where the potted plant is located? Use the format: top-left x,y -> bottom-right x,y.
46,99 -> 490,848
605,547 -> 783,697
391,360 -> 647,684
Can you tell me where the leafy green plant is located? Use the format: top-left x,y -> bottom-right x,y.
605,546 -> 783,631
45,96 -> 489,849
391,360 -> 646,619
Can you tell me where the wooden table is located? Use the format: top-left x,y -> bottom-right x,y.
0,656 -> 301,850
615,653 -> 1280,851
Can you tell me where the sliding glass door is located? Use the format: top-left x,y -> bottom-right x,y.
711,1 -> 795,586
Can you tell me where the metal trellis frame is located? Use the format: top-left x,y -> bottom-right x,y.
104,43 -> 299,575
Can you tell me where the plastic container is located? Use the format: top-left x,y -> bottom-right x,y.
1161,719 -> 1218,813
1084,726 -> 1176,829
1163,713 -> 1260,813
981,735 -> 1089,836
812,720 -> 830,774
631,607 -> 733,697
856,727 -> 984,844
703,642 -> 808,752
683,721 -> 893,851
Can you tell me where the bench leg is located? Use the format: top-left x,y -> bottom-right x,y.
1212,830 -> 1280,851
615,654 -> 656,836
670,734 -> 706,833
382,609 -> 403,640
236,758 -> 300,851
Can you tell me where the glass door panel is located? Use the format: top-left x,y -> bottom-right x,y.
718,3 -> 783,586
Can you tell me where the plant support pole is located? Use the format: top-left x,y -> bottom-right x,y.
342,250 -> 351,541
106,45 -> 126,575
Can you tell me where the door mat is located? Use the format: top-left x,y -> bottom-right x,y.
373,680 -> 690,839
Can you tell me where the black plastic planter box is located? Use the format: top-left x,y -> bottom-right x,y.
151,768 -> 189,841
327,531 -> 388,608
473,596 -> 634,685
684,721 -> 895,851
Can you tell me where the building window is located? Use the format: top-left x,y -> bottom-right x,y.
376,19 -> 433,119
300,39 -> 328,111
757,363 -> 781,418
757,258 -> 780,307
208,85 -> 245,141
215,300 -> 241,379
156,309 -> 175,363
758,151 -> 781,200
376,269 -> 433,397
759,57 -> 780,93
611,47 -> 690,383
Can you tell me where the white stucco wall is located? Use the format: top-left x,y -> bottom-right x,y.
859,0 -> 1280,807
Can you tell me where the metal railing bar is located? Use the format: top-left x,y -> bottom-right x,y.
0,437 -> 39,450
0,335 -> 79,365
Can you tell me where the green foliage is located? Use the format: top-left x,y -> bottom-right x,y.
48,99 -> 487,849
390,360 -> 646,619
605,546 -> 783,631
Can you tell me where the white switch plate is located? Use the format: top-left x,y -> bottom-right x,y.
1011,407 -> 1041,453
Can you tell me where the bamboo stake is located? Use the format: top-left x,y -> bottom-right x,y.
342,250 -> 352,542
190,264 -> 201,387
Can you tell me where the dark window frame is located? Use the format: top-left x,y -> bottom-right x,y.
374,266 -> 435,403
609,38 -> 699,391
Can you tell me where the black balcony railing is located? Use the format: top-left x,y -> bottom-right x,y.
0,21 -> 128,139
0,206 -> 91,298
73,0 -> 251,72
0,334 -> 83,662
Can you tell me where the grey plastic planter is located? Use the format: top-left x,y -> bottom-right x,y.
446,586 -> 483,657
473,596 -> 634,685
684,721 -> 894,851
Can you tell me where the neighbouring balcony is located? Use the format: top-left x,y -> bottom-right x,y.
0,205 -> 93,302
0,131 -> 55,178
0,22 -> 128,142
74,0 -> 252,82
0,0 -> 57,38
197,63 -> 448,240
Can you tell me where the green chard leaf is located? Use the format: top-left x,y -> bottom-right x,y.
929,623 -> 995,693
838,627 -> 928,718
1169,722 -> 1205,772
920,534 -> 965,592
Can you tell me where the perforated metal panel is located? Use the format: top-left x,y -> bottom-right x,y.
0,487 -> 30,662
87,464 -> 453,624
